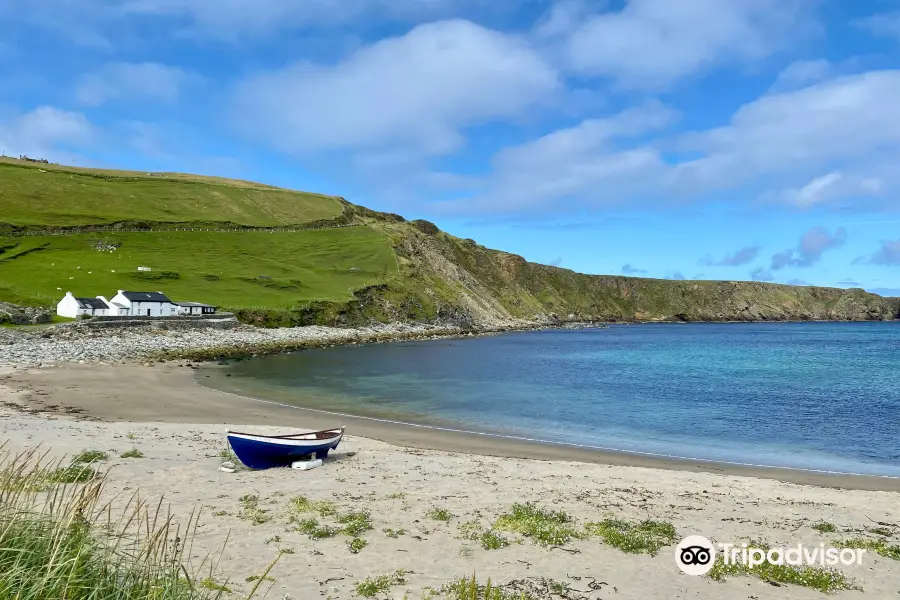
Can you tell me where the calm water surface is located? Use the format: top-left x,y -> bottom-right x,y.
205,323 -> 900,476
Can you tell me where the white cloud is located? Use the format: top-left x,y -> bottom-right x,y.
233,20 -> 560,156
561,0 -> 815,88
0,106 -> 94,160
855,10 -> 900,41
673,70 -> 900,196
764,171 -> 883,208
430,101 -> 677,215
430,69 -> 900,217
74,62 -> 193,105
770,59 -> 834,92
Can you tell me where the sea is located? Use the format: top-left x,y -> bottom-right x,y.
203,322 -> 900,477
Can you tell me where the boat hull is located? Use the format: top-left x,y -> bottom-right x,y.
226,429 -> 344,470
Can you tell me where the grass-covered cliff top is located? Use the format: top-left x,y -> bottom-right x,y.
0,158 -> 342,228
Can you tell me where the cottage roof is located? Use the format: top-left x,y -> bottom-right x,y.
120,291 -> 172,303
75,297 -> 108,310
173,301 -> 213,307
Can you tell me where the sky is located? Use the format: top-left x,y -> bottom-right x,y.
2,0 -> 900,295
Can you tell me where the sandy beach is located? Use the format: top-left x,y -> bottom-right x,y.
1,363 -> 899,599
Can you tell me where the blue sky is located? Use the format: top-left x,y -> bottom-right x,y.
2,0 -> 900,294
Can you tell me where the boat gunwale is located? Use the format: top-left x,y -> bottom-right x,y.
226,426 -> 345,441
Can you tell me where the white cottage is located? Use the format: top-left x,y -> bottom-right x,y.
57,292 -> 111,318
109,290 -> 175,317
173,301 -> 217,315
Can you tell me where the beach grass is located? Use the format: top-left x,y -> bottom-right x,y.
836,538 -> 900,561
583,518 -> 677,555
354,570 -> 407,598
428,507 -> 453,522
707,541 -> 861,593
493,503 -> 582,547
292,517 -> 340,540
337,510 -> 373,536
218,447 -> 239,463
478,530 -> 511,550
347,537 -> 368,554
288,496 -> 373,543
0,447 -> 222,599
383,527 -> 406,538
237,494 -> 272,525
812,521 -> 837,533
438,574 -> 537,600
72,449 -> 109,464
290,495 -> 338,517
120,449 -> 145,459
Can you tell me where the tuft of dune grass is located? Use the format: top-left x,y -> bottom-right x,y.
0,445 -> 279,599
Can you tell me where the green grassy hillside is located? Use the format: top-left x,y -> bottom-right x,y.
1,158 -> 896,326
0,227 -> 394,309
0,158 -> 342,229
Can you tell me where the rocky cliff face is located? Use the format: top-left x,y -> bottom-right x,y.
353,220 -> 900,327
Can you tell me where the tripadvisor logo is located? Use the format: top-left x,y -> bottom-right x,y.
675,535 -> 867,576
675,536 -> 716,576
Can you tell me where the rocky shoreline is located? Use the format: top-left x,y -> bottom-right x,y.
2,313 -> 897,369
0,316 -> 563,369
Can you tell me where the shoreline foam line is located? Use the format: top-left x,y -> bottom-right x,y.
193,378 -> 900,480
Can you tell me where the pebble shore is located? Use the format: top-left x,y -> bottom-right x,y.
0,320 -> 475,368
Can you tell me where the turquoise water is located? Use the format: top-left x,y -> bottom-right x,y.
209,323 -> 900,477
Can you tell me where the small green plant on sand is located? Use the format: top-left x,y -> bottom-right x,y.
836,538 -> 900,561
457,520 -> 482,541
293,517 -> 339,540
338,510 -> 373,536
868,526 -> 893,537
812,522 -> 836,533
494,503 -> 582,547
218,447 -> 238,462
707,540 -> 861,593
120,448 -> 145,459
48,464 -> 99,484
584,519 -> 676,555
237,494 -> 272,525
428,507 -> 453,522
348,537 -> 368,554
479,530 -> 510,550
290,495 -> 338,517
383,527 -> 406,538
355,570 -> 407,598
73,450 -> 109,464
199,577 -> 233,594
440,575 -> 531,600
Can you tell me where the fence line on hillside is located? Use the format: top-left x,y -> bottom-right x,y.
4,223 -> 360,237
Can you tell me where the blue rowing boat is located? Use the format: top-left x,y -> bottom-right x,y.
226,426 -> 345,469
